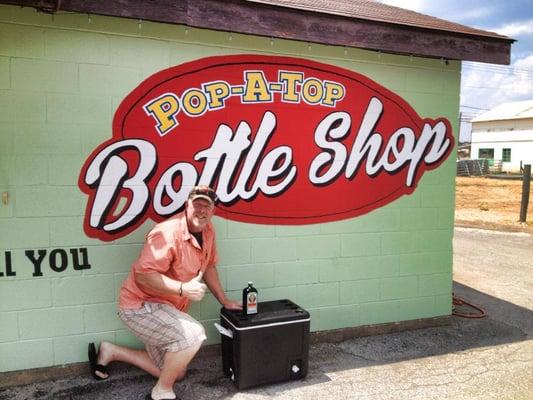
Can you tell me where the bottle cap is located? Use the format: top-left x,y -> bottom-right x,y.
248,281 -> 253,285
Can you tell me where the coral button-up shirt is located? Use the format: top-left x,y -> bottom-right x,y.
118,211 -> 218,312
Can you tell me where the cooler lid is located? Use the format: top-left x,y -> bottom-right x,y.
220,299 -> 310,329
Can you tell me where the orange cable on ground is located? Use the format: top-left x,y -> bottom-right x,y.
452,293 -> 487,318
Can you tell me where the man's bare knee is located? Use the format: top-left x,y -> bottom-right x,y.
181,340 -> 203,359
188,319 -> 206,340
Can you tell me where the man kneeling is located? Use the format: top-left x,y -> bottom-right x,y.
88,186 -> 241,400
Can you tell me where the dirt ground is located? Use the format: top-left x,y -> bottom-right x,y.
455,177 -> 533,233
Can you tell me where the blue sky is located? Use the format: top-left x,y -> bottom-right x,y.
380,0 -> 533,141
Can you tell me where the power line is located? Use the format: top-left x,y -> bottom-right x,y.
463,69 -> 533,79
460,105 -> 489,110
462,85 -> 523,89
463,61 -> 533,74
464,65 -> 533,78
463,65 -> 533,74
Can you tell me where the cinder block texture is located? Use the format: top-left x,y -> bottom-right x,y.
0,312 -> 18,342
11,59 -> 78,93
0,280 -> 51,311
52,275 -> 115,306
18,307 -> 84,339
0,57 -> 9,89
0,4 -> 457,372
0,91 -> 46,123
54,332 -> 116,365
0,339 -> 53,372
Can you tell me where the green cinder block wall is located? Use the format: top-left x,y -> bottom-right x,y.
0,5 -> 458,372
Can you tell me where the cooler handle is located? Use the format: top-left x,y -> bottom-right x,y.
214,322 -> 233,338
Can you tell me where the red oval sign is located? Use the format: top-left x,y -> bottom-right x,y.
79,55 -> 454,241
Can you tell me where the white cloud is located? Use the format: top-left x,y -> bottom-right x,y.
488,19 -> 533,37
376,0 -> 533,142
514,54 -> 533,68
461,55 -> 533,112
445,7 -> 495,25
460,57 -> 533,141
379,0 -> 425,12
378,1 -> 494,24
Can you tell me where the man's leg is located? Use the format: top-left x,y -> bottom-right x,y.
154,341 -> 202,391
96,341 -> 161,379
117,303 -> 206,397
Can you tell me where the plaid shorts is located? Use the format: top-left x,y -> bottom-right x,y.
118,302 -> 207,369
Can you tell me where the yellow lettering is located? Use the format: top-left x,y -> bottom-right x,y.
243,71 -> 271,102
279,71 -> 303,102
302,78 -> 323,104
143,94 -> 180,136
204,81 -> 231,109
182,89 -> 208,116
323,81 -> 345,106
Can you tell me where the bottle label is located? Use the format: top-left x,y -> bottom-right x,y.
247,292 -> 258,314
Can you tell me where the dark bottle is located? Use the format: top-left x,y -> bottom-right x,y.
242,281 -> 258,315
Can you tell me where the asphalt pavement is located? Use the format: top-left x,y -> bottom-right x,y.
1,227 -> 532,400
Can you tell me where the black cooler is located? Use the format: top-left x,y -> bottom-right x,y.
219,299 -> 310,389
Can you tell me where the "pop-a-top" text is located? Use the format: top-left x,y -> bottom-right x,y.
143,70 -> 345,136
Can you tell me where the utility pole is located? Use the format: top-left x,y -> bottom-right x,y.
519,164 -> 531,223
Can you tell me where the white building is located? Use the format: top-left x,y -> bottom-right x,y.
471,100 -> 533,173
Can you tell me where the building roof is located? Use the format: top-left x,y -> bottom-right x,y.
472,100 -> 533,122
0,0 -> 514,64
247,0 -> 511,40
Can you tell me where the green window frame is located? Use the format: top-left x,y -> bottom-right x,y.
502,148 -> 511,162
478,148 -> 494,159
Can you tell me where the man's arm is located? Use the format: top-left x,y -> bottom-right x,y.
202,267 -> 242,310
136,272 -> 207,301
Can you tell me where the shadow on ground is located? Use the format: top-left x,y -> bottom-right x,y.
280,280 -> 532,393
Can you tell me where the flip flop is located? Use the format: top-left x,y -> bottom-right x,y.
88,342 -> 109,380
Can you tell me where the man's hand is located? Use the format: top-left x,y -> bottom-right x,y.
181,271 -> 207,301
201,266 -> 242,310
223,299 -> 242,310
